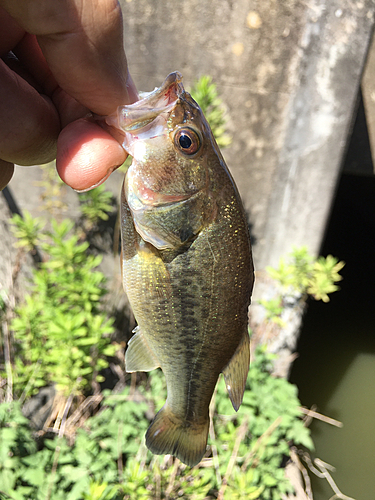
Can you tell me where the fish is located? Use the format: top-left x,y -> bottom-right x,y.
114,72 -> 254,467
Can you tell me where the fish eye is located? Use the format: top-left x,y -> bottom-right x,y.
174,128 -> 201,155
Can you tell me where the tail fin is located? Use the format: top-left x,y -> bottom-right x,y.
145,405 -> 209,467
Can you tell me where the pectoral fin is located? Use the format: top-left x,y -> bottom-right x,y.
222,330 -> 250,411
125,326 -> 160,372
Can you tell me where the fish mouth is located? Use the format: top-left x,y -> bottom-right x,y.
109,72 -> 184,146
126,174 -> 191,210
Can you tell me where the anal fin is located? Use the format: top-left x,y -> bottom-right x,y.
125,326 -> 160,372
222,330 -> 250,411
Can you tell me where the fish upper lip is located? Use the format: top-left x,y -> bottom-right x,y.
117,72 -> 184,133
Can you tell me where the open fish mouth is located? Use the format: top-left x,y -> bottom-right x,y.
108,72 -> 184,146
126,174 -> 192,209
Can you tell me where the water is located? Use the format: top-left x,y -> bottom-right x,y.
290,174 -> 375,500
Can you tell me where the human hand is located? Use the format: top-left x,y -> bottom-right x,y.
0,0 -> 138,191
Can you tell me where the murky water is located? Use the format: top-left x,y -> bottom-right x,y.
290,174 -> 375,500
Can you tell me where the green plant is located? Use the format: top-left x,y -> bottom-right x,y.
2,212 -> 326,500
0,388 -> 150,500
258,297 -> 285,326
225,467 -> 265,499
0,346 -> 353,500
9,211 -> 45,252
190,75 -> 232,148
0,121 -> 350,500
7,217 -> 116,399
260,246 -> 345,323
212,344 -> 313,500
35,161 -> 68,216
0,350 -> 312,500
268,246 -> 344,301
306,254 -> 345,302
78,185 -> 114,229
0,402 -> 38,497
82,481 -> 120,500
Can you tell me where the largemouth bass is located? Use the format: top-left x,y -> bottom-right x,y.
115,72 -> 254,467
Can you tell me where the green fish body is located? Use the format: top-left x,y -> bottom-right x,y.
116,72 -> 254,467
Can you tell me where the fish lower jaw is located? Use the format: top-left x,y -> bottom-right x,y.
131,188 -> 191,208
126,174 -> 193,209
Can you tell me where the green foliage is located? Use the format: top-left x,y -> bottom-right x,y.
0,388 -> 149,500
8,217 -> 116,398
0,402 -> 38,496
308,254 -> 345,302
1,144 -> 348,499
267,246 -> 344,301
0,349 -> 311,500
121,455 -> 214,500
9,211 -> 45,251
226,468 -> 265,499
258,297 -> 285,326
82,482 -> 118,500
261,246 -> 345,323
78,185 -> 114,228
35,161 -> 68,215
213,345 -> 313,500
190,75 -> 232,148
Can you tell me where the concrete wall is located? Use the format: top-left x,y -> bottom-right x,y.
117,1 -> 374,363
363,29 -> 375,173
114,0 -> 375,374
120,0 -> 374,271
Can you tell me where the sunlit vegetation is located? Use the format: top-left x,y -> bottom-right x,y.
0,76 -> 350,500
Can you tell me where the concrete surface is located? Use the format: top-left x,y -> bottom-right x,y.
119,0 -> 374,270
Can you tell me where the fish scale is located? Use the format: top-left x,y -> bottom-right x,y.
117,72 -> 254,467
